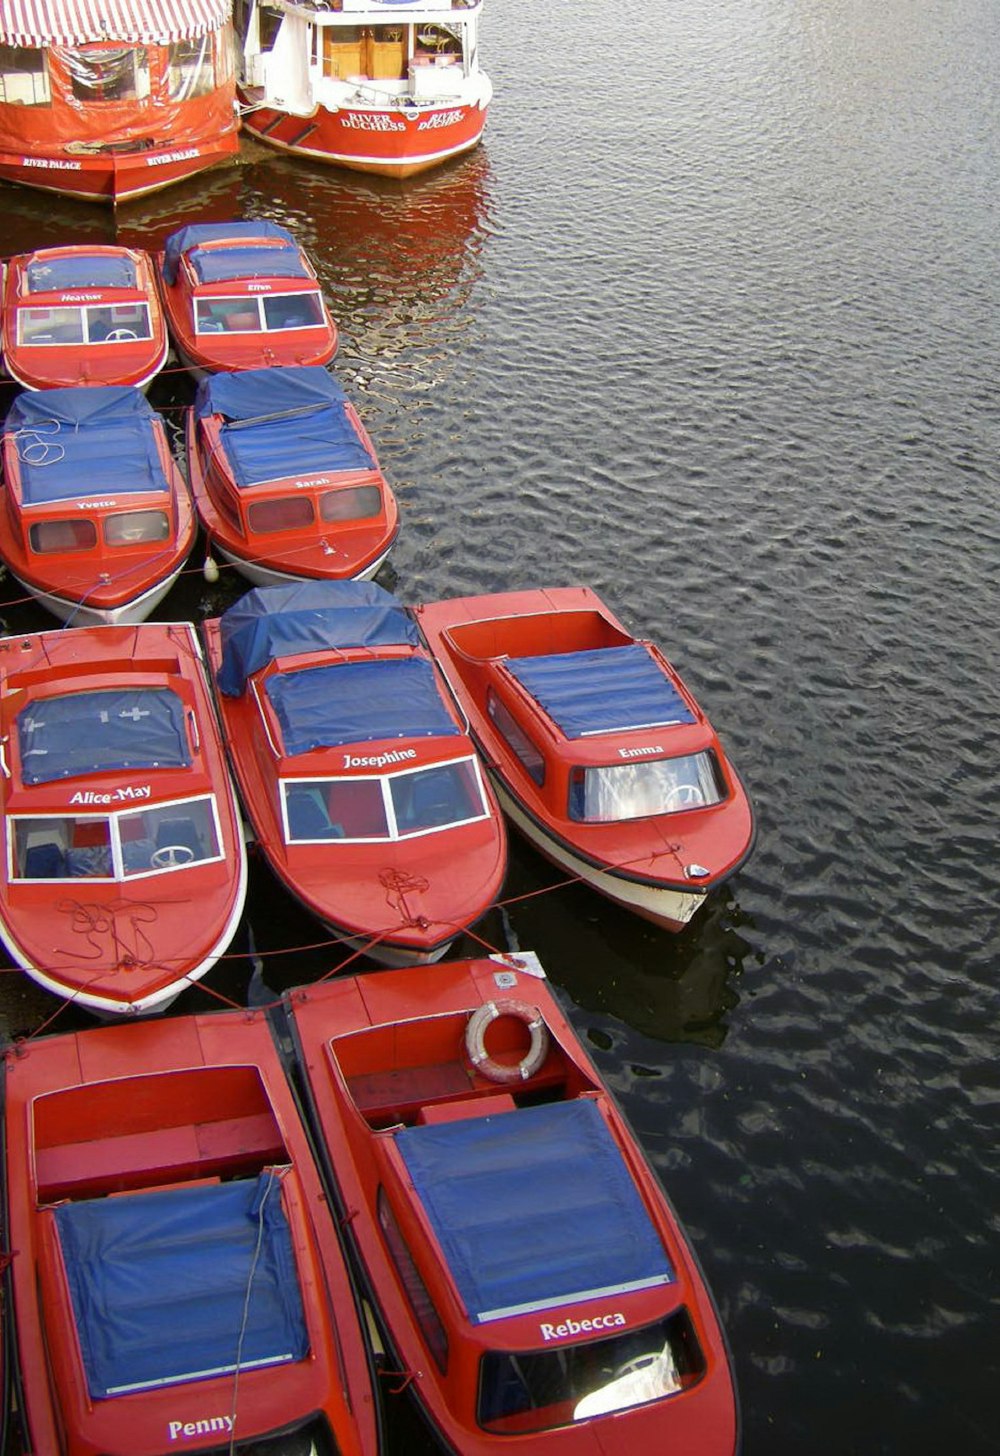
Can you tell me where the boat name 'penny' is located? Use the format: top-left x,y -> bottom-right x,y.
343,748 -> 417,769
540,1312 -> 627,1341
167,1415 -> 234,1441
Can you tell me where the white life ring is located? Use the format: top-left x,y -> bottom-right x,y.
465,1000 -> 549,1084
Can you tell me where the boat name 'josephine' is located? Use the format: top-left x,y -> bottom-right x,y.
343,748 -> 417,769
540,1312 -> 627,1341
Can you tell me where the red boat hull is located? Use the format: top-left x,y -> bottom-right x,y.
242,100 -> 487,179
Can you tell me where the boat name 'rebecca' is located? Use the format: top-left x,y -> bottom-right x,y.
167,1415 -> 234,1441
70,786 -> 152,804
617,745 -> 664,759
541,1312 -> 627,1341
343,748 -> 417,769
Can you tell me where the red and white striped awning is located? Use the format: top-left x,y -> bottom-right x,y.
0,0 -> 230,45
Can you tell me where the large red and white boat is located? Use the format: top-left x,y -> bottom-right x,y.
186,365 -> 399,586
234,0 -> 492,180
157,221 -> 339,377
0,622 -> 247,1016
285,951 -> 740,1454
0,244 -> 168,391
1,1008 -> 382,1456
416,587 -> 756,932
203,580 -> 507,966
0,0 -> 239,205
0,386 -> 195,625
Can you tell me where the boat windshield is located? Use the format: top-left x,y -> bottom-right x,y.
11,797 -> 223,880
245,485 -> 381,536
27,509 -> 170,554
478,1311 -> 700,1434
195,291 -> 326,335
568,751 -> 724,822
282,759 -> 488,843
17,303 -> 153,346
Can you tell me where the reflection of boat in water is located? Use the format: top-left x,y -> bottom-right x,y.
234,0 -> 491,180
0,1 -> 239,205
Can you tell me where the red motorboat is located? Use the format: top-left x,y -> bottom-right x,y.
157,222 -> 338,377
202,581 -> 507,966
416,588 -> 755,932
1,1008 -> 382,1456
285,951 -> 739,1454
0,245 -> 168,391
0,622 -> 247,1016
186,365 -> 399,587
0,386 -> 195,626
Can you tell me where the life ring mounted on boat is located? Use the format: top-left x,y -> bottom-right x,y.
465,1000 -> 550,1084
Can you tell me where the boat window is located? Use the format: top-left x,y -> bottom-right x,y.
0,45 -> 50,106
478,1310 -> 702,1433
105,510 -> 171,546
28,518 -> 98,554
166,35 -> 216,100
247,495 -> 316,534
390,759 -> 488,836
569,751 -> 725,823
378,1188 -> 449,1373
11,798 -> 222,881
486,689 -> 545,786
262,292 -> 326,331
18,306 -> 85,347
319,485 -> 382,522
86,303 -> 153,343
67,46 -> 150,103
288,777 -> 389,842
195,298 -> 263,334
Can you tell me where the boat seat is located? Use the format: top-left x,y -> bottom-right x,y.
155,817 -> 201,857
23,842 -> 67,879
286,791 -> 344,840
401,769 -> 464,829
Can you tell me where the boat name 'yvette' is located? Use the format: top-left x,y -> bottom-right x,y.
167,1415 -> 234,1441
617,744 -> 665,759
78,499 -> 118,510
69,786 -> 152,804
540,1312 -> 627,1341
343,748 -> 417,769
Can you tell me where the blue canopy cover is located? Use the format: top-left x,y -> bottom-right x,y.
161,221 -> 300,284
216,580 -> 418,697
55,1173 -> 308,1399
506,644 -> 695,738
5,387 -> 169,506
195,367 -> 373,487
17,688 -> 191,785
396,1099 -> 674,1323
26,253 -> 137,293
267,658 -> 458,755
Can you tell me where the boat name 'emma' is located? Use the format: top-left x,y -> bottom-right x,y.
69,786 -> 152,804
540,1312 -> 627,1341
167,1415 -> 234,1441
617,744 -> 664,759
343,748 -> 417,770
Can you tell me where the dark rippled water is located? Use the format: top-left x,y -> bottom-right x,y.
2,1 -> 999,1451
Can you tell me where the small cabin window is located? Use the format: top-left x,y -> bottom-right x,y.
247,495 -> 315,535
86,303 -> 153,343
569,751 -> 725,823
378,1188 -> 449,1373
196,299 -> 263,334
18,306 -> 85,347
67,46 -> 149,103
486,689 -> 545,786
262,292 -> 326,332
319,486 -> 381,523
105,510 -> 170,547
28,518 -> 98,554
0,45 -> 50,105
166,35 -> 215,100
390,760 -> 487,836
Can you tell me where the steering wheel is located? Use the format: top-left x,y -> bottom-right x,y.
151,843 -> 195,868
665,783 -> 706,809
105,327 -> 138,341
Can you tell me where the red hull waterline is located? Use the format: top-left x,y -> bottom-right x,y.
242,102 -> 487,180
0,136 -> 239,205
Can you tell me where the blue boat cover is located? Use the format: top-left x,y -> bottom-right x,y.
55,1173 -> 308,1399
18,688 -> 191,785
194,367 -> 373,487
505,644 -> 695,738
161,221 -> 300,284
216,581 -> 418,697
267,658 -> 458,755
396,1100 -> 674,1323
5,387 -> 169,506
26,252 -> 137,293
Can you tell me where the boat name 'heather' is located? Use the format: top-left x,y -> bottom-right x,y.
168,1415 -> 234,1441
540,1312 -> 627,1341
343,749 -> 417,769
